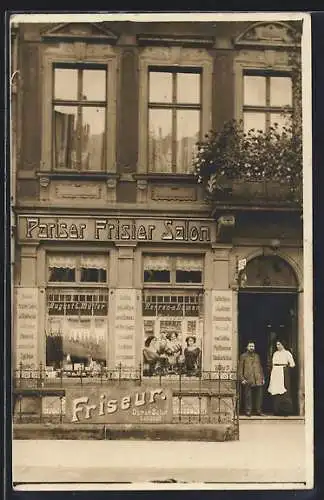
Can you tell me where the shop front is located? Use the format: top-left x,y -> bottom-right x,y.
13,213 -> 304,423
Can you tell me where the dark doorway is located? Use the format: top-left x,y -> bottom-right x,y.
238,292 -> 298,415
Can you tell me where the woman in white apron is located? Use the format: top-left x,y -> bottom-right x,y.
268,340 -> 295,416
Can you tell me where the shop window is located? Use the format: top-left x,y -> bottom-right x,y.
46,253 -> 108,371
148,68 -> 201,174
243,72 -> 292,134
142,292 -> 203,377
143,255 -> 203,284
142,254 -> 204,377
53,64 -> 107,171
48,254 -> 107,284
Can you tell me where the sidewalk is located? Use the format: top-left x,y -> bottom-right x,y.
13,420 -> 308,487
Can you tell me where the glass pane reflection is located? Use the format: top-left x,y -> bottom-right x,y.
54,68 -> 78,100
176,110 -> 200,173
82,69 -> 106,101
81,107 -> 105,171
244,112 -> 266,134
244,76 -> 266,106
177,73 -> 200,104
270,77 -> 292,106
54,106 -> 78,169
149,72 -> 172,103
148,109 -> 172,172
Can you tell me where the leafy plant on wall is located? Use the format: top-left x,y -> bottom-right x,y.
193,37 -> 302,204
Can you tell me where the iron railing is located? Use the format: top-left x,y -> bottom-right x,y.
13,363 -> 240,438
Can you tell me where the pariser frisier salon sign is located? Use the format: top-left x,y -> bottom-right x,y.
65,386 -> 173,424
18,216 -> 216,243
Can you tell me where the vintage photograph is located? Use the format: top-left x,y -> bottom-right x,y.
9,11 -> 313,490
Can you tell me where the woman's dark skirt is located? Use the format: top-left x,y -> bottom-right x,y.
272,367 -> 293,416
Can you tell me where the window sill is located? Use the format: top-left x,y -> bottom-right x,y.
134,173 -> 196,183
36,171 -> 120,181
143,283 -> 204,289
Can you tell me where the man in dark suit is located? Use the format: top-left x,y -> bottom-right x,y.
238,341 -> 265,416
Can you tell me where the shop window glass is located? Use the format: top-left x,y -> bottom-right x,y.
176,270 -> 202,284
48,267 -> 76,282
144,270 -> 171,283
142,292 -> 203,377
46,253 -> 108,372
80,267 -> 107,283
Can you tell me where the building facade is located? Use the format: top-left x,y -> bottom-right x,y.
11,19 -> 304,416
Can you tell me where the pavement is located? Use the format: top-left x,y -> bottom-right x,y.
12,419 -> 311,489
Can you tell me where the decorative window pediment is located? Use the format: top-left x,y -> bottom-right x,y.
41,22 -> 119,43
234,22 -> 301,49
137,33 -> 214,48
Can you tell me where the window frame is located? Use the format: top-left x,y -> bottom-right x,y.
234,53 -> 296,133
41,44 -> 118,175
142,254 -> 204,287
147,66 -> 202,174
243,70 -> 293,133
138,46 -> 213,175
52,62 -> 108,172
46,253 -> 109,287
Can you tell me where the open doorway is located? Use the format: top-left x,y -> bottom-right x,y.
238,292 -> 298,415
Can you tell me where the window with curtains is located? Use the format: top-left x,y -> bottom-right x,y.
148,68 -> 201,174
243,72 -> 292,134
142,255 -> 204,376
46,254 -> 108,370
53,64 -> 107,171
143,255 -> 204,284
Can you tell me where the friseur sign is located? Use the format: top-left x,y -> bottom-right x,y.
18,216 -> 216,243
65,385 -> 173,424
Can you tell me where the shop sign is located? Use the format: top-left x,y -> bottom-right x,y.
113,289 -> 137,367
15,287 -> 38,369
64,385 -> 173,424
143,302 -> 199,316
18,215 -> 215,244
211,290 -> 233,371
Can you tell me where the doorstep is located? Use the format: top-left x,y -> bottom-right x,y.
239,415 -> 305,422
13,423 -> 236,441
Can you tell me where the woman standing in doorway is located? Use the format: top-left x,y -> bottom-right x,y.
268,340 -> 296,416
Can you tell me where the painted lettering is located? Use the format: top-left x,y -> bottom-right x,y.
106,399 -> 118,414
71,396 -> 89,423
161,220 -> 174,240
121,396 -> 131,410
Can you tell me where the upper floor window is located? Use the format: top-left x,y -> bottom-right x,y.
243,72 -> 292,134
53,64 -> 107,171
148,68 -> 201,174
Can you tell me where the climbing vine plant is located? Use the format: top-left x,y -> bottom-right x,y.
193,31 -> 302,203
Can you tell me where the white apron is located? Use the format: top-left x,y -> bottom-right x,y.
268,349 -> 295,396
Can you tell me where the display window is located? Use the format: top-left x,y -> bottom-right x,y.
45,254 -> 108,372
142,253 -> 204,377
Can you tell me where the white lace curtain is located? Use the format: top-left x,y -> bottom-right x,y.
144,255 -> 171,271
144,255 -> 203,271
48,254 -> 107,269
175,256 -> 203,271
48,255 -> 77,269
80,255 -> 107,270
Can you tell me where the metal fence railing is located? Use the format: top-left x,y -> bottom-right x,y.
13,363 -> 240,439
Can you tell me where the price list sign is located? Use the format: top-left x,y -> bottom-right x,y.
211,291 -> 233,371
